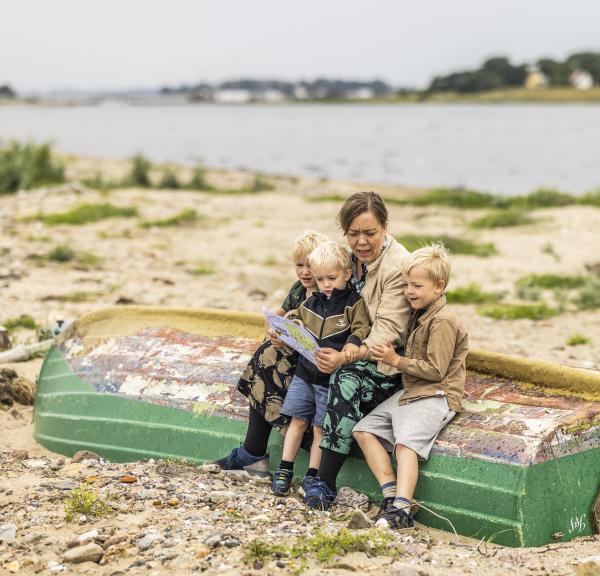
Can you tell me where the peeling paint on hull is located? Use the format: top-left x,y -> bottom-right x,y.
34,307 -> 600,547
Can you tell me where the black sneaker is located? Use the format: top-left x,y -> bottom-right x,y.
212,445 -> 270,477
271,467 -> 293,496
378,506 -> 415,529
373,496 -> 396,521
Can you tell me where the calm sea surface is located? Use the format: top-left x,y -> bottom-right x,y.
1,103 -> 600,195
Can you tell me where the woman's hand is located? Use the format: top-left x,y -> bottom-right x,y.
370,341 -> 400,368
268,328 -> 284,348
316,347 -> 345,374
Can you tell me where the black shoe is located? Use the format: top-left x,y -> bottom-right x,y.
373,496 -> 396,521
378,506 -> 415,529
271,467 -> 293,496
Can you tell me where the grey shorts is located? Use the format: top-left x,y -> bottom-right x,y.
281,375 -> 328,427
353,390 -> 456,460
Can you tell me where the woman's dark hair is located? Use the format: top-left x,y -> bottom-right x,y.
337,191 -> 388,234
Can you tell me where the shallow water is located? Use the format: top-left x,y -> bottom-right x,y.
1,102 -> 600,195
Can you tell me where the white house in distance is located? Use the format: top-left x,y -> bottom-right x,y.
213,89 -> 252,104
524,70 -> 548,89
569,69 -> 594,90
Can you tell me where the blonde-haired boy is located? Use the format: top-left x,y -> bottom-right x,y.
271,241 -> 371,495
353,244 -> 468,528
273,231 -> 330,317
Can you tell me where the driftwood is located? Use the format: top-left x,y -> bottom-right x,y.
0,340 -> 52,365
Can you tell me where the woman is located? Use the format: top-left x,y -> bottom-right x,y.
303,191 -> 411,508
216,192 -> 411,507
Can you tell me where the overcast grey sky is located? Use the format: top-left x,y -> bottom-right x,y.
3,0 -> 600,92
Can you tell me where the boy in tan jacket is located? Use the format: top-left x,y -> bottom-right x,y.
353,244 -> 468,529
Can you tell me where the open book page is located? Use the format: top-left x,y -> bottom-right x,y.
263,308 -> 320,365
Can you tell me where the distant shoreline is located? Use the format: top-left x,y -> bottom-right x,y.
3,87 -> 600,107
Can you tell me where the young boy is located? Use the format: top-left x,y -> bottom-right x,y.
218,231 -> 328,476
271,241 -> 371,495
353,244 -> 468,528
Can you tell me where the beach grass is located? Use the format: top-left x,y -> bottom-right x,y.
30,203 -> 138,226
124,154 -> 152,187
307,193 -> 349,203
187,262 -> 216,276
573,276 -> 600,310
140,208 -> 202,228
446,283 -> 503,304
479,302 -> 559,320
2,314 -> 37,332
515,273 -> 587,291
470,209 -> 536,229
394,234 -> 497,256
28,203 -> 138,226
158,169 -> 181,189
566,333 -> 591,346
0,141 -> 65,194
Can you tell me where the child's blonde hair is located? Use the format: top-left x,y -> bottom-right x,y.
292,231 -> 329,263
308,241 -> 352,272
403,244 -> 451,288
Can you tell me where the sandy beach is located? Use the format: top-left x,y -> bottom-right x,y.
1,155 -> 600,574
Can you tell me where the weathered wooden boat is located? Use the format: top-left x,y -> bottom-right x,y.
34,306 -> 600,547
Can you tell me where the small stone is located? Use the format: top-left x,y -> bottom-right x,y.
103,533 -> 128,549
6,560 -> 19,573
119,475 -> 138,484
138,532 -> 163,551
0,522 -> 17,543
208,490 -> 235,504
22,458 -> 47,469
47,560 -> 66,573
9,449 -> 28,460
220,469 -> 251,481
224,539 -> 241,548
347,509 -> 373,529
166,498 -> 179,507
63,542 -> 104,564
23,531 -> 44,544
198,464 -> 220,474
203,533 -> 223,547
70,450 -> 100,463
196,544 -> 210,558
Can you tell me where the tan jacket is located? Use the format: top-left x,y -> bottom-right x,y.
361,236 -> 411,376
399,295 -> 468,411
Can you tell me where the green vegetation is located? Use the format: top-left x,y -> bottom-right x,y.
187,262 -> 216,276
573,276 -> 600,310
140,208 -> 201,228
158,169 -> 181,189
386,187 -> 503,209
2,314 -> 37,332
470,209 -> 536,229
567,333 -> 591,346
516,274 -> 586,291
30,203 -> 138,226
307,194 -> 348,203
187,164 -> 214,191
82,172 -> 115,193
0,141 -> 65,194
509,188 -> 574,209
394,234 -> 496,257
446,284 -> 502,304
64,485 -> 112,522
48,245 -> 76,263
48,291 -> 106,303
249,173 -> 275,192
125,154 -> 152,187
580,190 -> 600,208
479,303 -> 559,320
243,529 -> 395,572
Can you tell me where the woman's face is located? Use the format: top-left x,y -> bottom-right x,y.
346,211 -> 387,264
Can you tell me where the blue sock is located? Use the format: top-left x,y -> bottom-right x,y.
393,496 -> 412,512
381,481 -> 397,498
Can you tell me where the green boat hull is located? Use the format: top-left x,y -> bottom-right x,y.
34,306 -> 600,547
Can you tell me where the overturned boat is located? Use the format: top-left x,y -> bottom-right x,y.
34,306 -> 600,547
